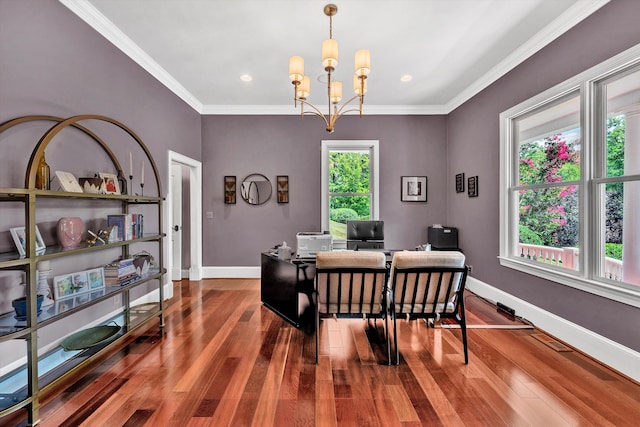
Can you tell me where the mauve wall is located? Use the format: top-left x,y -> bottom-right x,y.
202,115 -> 447,266
0,0 -> 200,321
0,0 -> 202,177
447,0 -> 640,352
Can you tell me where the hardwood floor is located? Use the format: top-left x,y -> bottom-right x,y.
9,278 -> 640,426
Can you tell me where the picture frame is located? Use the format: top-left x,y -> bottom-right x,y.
455,173 -> 465,193
99,172 -> 121,195
401,176 -> 427,202
87,267 -> 106,290
55,171 -> 84,193
53,270 -> 90,300
224,176 -> 236,204
277,175 -> 289,204
468,175 -> 479,197
10,226 -> 46,257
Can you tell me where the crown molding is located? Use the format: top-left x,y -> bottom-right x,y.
61,0 -> 609,116
59,0 -> 203,113
445,0 -> 610,113
200,104 -> 449,115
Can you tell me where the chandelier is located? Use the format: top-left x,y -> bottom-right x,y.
288,4 -> 370,133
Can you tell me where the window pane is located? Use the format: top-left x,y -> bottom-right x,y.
605,68 -> 640,178
600,181 -> 640,285
515,95 -> 581,186
328,149 -> 371,240
329,151 -> 370,193
329,195 -> 370,240
517,185 -> 579,270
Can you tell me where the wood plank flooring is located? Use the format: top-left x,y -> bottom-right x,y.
7,278 -> 640,426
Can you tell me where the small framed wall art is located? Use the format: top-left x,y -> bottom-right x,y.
468,175 -> 479,197
224,176 -> 236,204
401,176 -> 427,202
277,175 -> 289,203
455,173 -> 465,193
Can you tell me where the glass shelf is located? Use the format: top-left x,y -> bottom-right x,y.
0,270 -> 163,340
0,234 -> 163,266
0,302 -> 161,412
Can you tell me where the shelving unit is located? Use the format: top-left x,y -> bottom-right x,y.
0,115 -> 165,426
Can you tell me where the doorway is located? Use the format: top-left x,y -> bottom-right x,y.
167,151 -> 203,293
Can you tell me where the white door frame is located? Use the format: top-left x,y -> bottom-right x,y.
170,163 -> 183,281
166,150 -> 203,285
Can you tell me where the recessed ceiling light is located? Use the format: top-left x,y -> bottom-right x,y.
240,74 -> 253,82
400,74 -> 413,82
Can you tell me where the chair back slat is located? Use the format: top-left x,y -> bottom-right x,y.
315,251 -> 388,315
388,251 -> 470,365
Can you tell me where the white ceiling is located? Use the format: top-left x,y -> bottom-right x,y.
61,0 -> 609,114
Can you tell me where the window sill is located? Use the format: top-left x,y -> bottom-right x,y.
498,256 -> 640,308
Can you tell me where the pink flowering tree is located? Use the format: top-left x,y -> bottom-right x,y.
518,133 -> 580,247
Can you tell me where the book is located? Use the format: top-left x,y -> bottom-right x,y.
107,214 -> 133,241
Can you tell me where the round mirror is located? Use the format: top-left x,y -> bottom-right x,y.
241,173 -> 272,205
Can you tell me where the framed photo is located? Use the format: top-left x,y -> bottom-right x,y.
224,176 -> 236,204
401,176 -> 427,202
468,175 -> 479,197
455,173 -> 465,193
55,171 -> 84,192
87,267 -> 106,290
99,172 -> 121,195
53,270 -> 89,300
277,175 -> 289,204
10,226 -> 46,257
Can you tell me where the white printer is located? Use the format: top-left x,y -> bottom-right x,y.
296,232 -> 332,258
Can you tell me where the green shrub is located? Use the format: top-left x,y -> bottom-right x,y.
605,243 -> 622,260
330,208 -> 358,224
519,225 -> 543,245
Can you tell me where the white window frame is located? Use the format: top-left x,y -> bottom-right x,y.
321,140 -> 380,247
499,43 -> 640,308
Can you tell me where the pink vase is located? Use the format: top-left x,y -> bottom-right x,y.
57,217 -> 84,248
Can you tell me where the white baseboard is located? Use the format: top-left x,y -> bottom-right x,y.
203,266 -> 260,278
466,276 -> 640,382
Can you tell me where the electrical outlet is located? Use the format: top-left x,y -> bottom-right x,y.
468,265 -> 473,274
113,295 -> 121,307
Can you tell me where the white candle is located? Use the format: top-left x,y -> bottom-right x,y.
129,152 -> 133,177
141,160 -> 144,185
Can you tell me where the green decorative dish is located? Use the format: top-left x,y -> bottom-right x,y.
61,322 -> 121,351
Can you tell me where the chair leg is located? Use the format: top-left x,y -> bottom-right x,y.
458,301 -> 469,364
315,301 -> 320,365
384,313 -> 391,365
392,311 -> 399,365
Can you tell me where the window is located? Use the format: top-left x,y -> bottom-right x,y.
321,140 -> 379,248
500,44 -> 640,307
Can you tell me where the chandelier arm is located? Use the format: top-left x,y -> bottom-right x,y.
334,94 -> 363,116
297,98 -> 331,128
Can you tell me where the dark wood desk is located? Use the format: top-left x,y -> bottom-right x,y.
260,252 -> 315,330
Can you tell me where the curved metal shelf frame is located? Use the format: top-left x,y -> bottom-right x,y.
0,115 -> 165,425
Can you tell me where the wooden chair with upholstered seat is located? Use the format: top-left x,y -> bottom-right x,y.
388,250 -> 469,365
314,251 -> 390,364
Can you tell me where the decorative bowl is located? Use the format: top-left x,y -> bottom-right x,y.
12,294 -> 44,318
61,322 -> 121,351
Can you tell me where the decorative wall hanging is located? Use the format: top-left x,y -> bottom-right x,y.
455,173 -> 465,193
277,175 -> 289,203
401,176 -> 427,202
224,176 -> 236,204
468,175 -> 479,197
